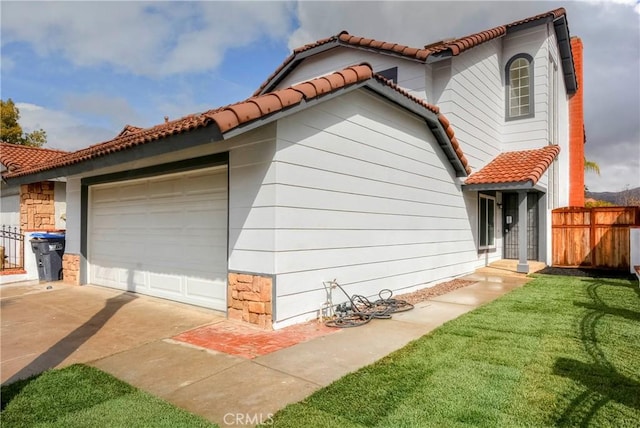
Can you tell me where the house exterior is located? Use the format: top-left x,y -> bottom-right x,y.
1,8 -> 585,329
0,143 -> 67,282
254,7 -> 585,273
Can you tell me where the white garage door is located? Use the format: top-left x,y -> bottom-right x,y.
89,166 -> 228,311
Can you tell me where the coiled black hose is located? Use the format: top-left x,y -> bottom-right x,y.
325,283 -> 414,328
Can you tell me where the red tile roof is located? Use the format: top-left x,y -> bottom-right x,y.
5,64 -> 470,179
0,142 -> 68,175
254,8 -> 566,96
116,125 -> 144,138
464,146 -> 560,186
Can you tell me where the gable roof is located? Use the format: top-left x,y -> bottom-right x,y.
463,145 -> 560,191
3,64 -> 470,183
254,8 -> 576,96
116,125 -> 144,138
0,142 -> 68,176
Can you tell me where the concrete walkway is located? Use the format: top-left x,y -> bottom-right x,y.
1,263 -> 541,427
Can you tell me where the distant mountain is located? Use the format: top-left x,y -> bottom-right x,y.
586,187 -> 640,205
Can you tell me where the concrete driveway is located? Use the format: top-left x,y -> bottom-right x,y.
1,281 -> 222,385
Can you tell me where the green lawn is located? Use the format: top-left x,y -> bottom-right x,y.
268,275 -> 640,427
1,364 -> 216,427
2,275 -> 638,427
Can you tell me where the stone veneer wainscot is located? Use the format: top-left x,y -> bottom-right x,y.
20,182 -> 56,231
62,253 -> 80,285
227,272 -> 273,329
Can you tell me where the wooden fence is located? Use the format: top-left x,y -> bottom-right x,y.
552,206 -> 640,269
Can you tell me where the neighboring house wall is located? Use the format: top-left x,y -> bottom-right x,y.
0,183 -> 23,280
1,180 -> 64,282
269,90 -> 478,326
0,183 -> 20,228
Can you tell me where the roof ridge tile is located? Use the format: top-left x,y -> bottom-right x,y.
254,8 -> 566,96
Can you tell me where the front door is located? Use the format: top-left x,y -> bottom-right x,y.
503,192 -> 539,260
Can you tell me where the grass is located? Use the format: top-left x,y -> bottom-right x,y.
2,275 -> 638,427
1,364 -> 216,427
268,275 -> 640,427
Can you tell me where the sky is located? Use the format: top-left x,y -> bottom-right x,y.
1,0 -> 639,193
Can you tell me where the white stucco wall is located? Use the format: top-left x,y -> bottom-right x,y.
631,227 -> 640,275
433,40 -> 503,172
228,139 -> 277,274
0,183 -> 20,228
54,181 -> 67,230
269,90 -> 481,327
64,177 -> 82,255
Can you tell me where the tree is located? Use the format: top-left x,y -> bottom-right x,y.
1,98 -> 47,147
584,157 -> 600,176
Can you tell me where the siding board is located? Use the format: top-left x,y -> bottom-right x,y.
271,90 -> 479,326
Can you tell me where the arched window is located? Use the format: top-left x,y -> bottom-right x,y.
506,54 -> 534,120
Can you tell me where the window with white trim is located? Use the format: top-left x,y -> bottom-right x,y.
506,54 -> 534,120
479,194 -> 496,249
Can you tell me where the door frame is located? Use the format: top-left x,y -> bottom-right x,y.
502,191 -> 543,261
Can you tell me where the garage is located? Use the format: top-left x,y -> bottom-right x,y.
88,166 -> 228,311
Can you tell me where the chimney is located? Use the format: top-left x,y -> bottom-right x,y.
568,37 -> 585,207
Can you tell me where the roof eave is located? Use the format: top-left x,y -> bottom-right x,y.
257,42 -> 428,96
425,51 -> 452,64
224,82 -> 371,140
461,181 -> 537,192
553,16 -> 578,94
7,71 -> 469,184
4,124 -> 224,186
258,42 -> 343,95
215,81 -> 468,178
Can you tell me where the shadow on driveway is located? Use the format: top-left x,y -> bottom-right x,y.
2,292 -> 136,407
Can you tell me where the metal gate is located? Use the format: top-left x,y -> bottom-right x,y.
1,225 -> 24,271
503,193 -> 539,260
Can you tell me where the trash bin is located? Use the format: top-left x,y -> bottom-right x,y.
30,233 -> 65,281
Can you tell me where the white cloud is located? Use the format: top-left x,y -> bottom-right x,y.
1,54 -> 15,71
62,93 -> 144,129
583,0 -> 640,14
1,1 -> 295,77
288,1 -> 550,49
15,102 -> 115,152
